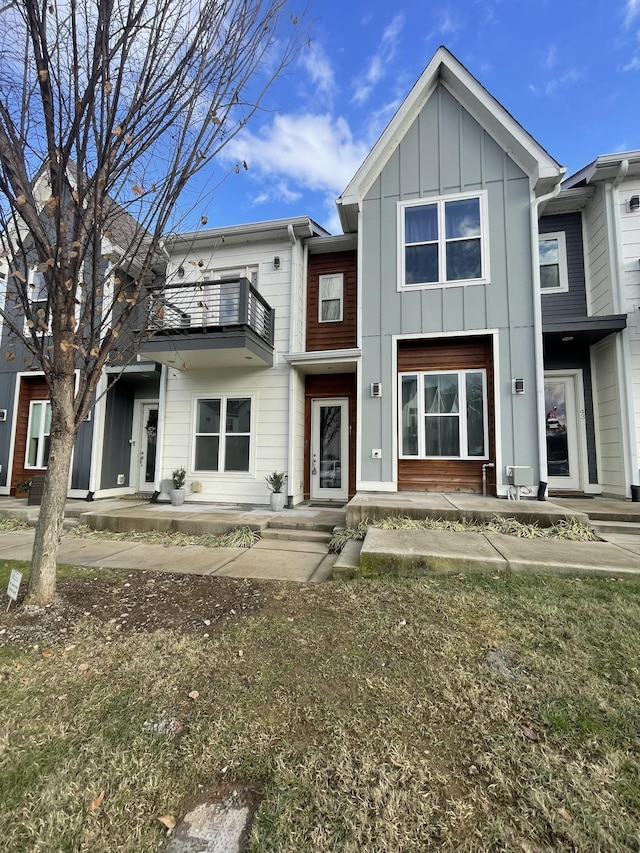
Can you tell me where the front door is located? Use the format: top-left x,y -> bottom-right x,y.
544,375 -> 582,491
135,402 -> 159,492
311,398 -> 348,501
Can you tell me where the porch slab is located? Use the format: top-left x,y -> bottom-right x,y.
487,533 -> 640,577
595,533 -> 640,555
0,532 -> 38,560
345,492 -> 588,527
212,548 -> 324,581
359,528 -> 507,577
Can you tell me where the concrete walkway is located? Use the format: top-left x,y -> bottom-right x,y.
0,527 -> 335,583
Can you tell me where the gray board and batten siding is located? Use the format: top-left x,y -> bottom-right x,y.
359,82 -> 539,487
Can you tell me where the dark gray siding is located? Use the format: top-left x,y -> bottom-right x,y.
540,212 -> 587,321
100,380 -> 134,489
0,372 -> 16,488
70,420 -> 93,490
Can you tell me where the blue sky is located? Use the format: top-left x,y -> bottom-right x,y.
191,0 -> 640,235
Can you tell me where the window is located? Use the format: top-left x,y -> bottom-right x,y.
26,400 -> 52,468
538,231 -> 568,292
25,268 -> 49,333
194,397 -> 251,472
200,266 -> 259,326
318,273 -> 343,322
399,192 -> 488,288
400,370 -> 488,459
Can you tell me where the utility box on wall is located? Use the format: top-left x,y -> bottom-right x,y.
506,466 -> 533,486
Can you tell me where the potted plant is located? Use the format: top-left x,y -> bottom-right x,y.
170,467 -> 186,506
265,471 -> 287,511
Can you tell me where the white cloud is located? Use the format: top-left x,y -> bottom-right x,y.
426,7 -> 463,42
530,66 -> 585,97
622,55 -> 640,70
228,113 -> 369,197
544,44 -> 557,70
298,41 -> 335,106
352,13 -> 405,105
624,0 -> 640,27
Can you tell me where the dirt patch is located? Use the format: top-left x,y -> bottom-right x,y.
0,570 -> 269,649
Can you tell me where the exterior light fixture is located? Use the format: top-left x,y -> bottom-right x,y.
630,195 -> 640,212
273,256 -> 280,269
512,378 -> 525,394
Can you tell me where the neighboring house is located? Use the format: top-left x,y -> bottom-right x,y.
552,152 -> 640,499
0,171 -> 164,499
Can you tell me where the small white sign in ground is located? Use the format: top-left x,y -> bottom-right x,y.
6,569 -> 22,610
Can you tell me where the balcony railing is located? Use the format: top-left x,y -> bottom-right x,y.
147,278 -> 274,346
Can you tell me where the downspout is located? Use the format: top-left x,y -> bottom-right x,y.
531,179 -> 562,499
286,223 -> 299,508
152,364 -> 168,501
608,160 -> 638,495
87,372 -> 108,499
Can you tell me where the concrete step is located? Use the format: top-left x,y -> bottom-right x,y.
332,540 -> 363,580
591,519 -> 640,537
266,517 -> 340,534
261,527 -> 332,544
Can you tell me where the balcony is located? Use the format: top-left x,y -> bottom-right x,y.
139,278 -> 275,369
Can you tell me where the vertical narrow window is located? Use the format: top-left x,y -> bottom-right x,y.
224,398 -> 251,471
538,231 -> 568,292
318,274 -> 344,322
26,400 -> 52,468
401,375 -> 419,455
195,399 -> 221,471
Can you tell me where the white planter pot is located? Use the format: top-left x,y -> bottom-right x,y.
269,492 -> 286,512
170,488 -> 185,506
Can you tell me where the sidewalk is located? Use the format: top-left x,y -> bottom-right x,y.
0,529 -> 336,584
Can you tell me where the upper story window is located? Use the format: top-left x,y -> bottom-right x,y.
538,231 -> 568,293
26,267 -> 49,333
399,191 -> 488,290
318,273 -> 343,322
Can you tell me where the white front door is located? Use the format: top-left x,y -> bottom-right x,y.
311,398 -> 349,501
133,401 -> 159,492
544,374 -> 583,491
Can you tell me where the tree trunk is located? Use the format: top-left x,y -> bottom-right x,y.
25,374 -> 77,606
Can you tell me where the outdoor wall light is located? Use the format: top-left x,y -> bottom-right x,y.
273,256 -> 280,269
512,378 -> 525,395
176,266 -> 185,277
630,195 -> 640,212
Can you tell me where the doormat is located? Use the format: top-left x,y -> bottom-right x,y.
309,501 -> 347,508
548,492 -> 594,499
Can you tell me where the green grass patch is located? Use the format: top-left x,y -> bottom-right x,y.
0,574 -> 639,851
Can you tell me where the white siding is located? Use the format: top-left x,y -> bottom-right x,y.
592,337 -> 625,495
618,177 -> 640,314
161,236 -> 301,504
584,185 -> 614,316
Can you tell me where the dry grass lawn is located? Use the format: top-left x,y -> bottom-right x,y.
0,566 -> 638,852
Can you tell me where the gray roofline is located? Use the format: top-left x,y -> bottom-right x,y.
564,150 -> 640,187
164,216 -> 328,247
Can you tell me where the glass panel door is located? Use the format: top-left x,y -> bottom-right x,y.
311,398 -> 348,501
544,377 -> 580,490
139,403 -> 159,491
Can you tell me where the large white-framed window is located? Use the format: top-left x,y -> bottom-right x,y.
193,396 -> 252,473
538,231 -> 569,293
399,369 -> 488,459
318,273 -> 344,322
25,399 -> 52,468
398,191 -> 489,289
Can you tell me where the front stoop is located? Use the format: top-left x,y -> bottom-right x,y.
355,528 -> 640,580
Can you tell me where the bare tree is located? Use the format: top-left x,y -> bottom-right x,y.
0,0 -> 303,605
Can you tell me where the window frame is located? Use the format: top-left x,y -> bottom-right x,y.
538,231 -> 569,294
398,190 -> 489,291
318,273 -> 344,323
25,399 -> 52,469
192,395 -> 253,474
398,368 -> 489,461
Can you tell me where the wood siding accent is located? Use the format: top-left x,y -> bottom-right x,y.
11,376 -> 49,493
304,373 -> 356,500
306,252 -> 357,351
397,337 -> 495,493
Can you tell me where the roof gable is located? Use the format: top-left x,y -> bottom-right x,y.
337,46 -> 564,232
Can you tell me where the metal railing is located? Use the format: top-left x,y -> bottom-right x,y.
147,278 -> 274,346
